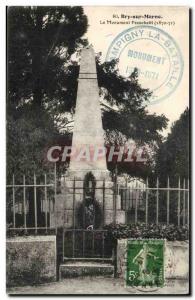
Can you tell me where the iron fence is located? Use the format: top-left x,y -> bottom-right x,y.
7,170 -> 189,260
6,165 -> 57,234
6,172 -> 189,236
62,229 -> 113,260
61,178 -> 114,259
119,177 -> 189,227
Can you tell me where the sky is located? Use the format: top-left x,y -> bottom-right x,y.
83,6 -> 189,136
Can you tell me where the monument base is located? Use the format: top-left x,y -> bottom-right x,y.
56,171 -> 125,228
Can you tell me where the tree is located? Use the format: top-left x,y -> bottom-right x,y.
7,6 -> 88,180
7,6 -> 89,227
97,60 -> 168,178
155,108 -> 189,186
97,61 -> 168,146
151,108 -> 189,225
7,6 -> 168,180
7,6 -> 88,110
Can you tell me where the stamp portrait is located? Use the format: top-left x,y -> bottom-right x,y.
126,239 -> 164,287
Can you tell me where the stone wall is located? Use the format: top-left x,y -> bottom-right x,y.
117,239 -> 189,280
6,235 -> 56,287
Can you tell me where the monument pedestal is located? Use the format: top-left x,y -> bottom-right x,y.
59,175 -> 125,228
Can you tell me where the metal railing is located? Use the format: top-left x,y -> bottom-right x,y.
6,173 -> 189,237
119,177 -> 189,226
7,171 -> 189,260
61,177 -> 116,259
6,164 -> 57,234
62,229 -> 113,260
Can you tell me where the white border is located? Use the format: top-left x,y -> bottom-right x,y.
0,1 -> 193,299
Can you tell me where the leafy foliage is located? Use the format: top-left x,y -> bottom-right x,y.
7,6 -> 88,109
155,108 -> 189,185
104,223 -> 189,241
97,61 -> 168,146
7,6 -> 88,180
7,108 -> 59,179
7,6 -> 169,180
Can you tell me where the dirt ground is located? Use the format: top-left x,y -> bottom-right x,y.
7,278 -> 189,295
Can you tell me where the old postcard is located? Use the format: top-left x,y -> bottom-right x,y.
6,6 -> 190,295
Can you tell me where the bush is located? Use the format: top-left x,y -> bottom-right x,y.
104,223 -> 189,241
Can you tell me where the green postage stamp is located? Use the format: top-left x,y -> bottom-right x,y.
126,239 -> 164,287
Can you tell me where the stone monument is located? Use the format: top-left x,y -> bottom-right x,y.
68,47 -> 109,179
56,46 -> 125,228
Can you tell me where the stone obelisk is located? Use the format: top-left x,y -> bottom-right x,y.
69,47 -> 109,179
57,46 -> 125,228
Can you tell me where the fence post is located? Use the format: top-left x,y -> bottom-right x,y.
167,177 -> 170,225
54,163 -> 57,233
125,177 -> 128,223
73,177 -> 76,258
102,231 -> 105,260
135,180 -> 138,223
44,174 -> 48,233
73,177 -> 76,228
23,175 -> 27,233
62,227 -> 65,261
34,173 -> 37,234
177,177 -> 181,226
12,174 -> 16,228
145,177 -> 148,225
113,165 -> 118,225
187,178 -> 189,227
83,231 -> 85,258
83,177 -> 86,228
103,179 -> 105,227
156,177 -> 159,225
183,178 -> 186,225
92,230 -> 95,257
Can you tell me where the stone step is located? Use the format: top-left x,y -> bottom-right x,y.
59,261 -> 114,279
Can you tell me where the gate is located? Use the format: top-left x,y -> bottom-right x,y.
62,173 -> 116,261
62,229 -> 113,260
